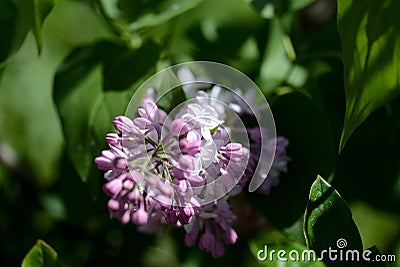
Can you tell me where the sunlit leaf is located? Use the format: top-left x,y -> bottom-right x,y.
337,0 -> 400,152
21,240 -> 58,267
304,176 -> 363,267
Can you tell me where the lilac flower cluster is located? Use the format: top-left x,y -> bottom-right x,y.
95,81 -> 289,257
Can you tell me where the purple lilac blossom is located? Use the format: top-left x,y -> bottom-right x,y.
95,74 -> 290,257
95,88 -> 251,257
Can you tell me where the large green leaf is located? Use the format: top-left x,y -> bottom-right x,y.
337,0 -> 400,152
0,0 -> 29,65
0,0 -> 56,66
102,41 -> 160,91
127,0 -> 204,32
249,0 -> 317,19
247,92 -> 336,228
54,64 -> 103,182
21,240 -> 58,267
304,176 -> 363,267
53,40 -> 159,182
95,0 -> 205,36
12,0 -> 57,54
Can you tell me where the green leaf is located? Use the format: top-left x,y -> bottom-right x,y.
337,0 -> 400,152
259,19 -> 308,94
304,176 -> 363,267
249,230 -> 327,266
127,0 -> 205,32
54,40 -> 158,182
249,0 -> 317,19
55,64 -> 103,181
96,0 -> 205,36
0,0 -> 29,65
247,92 -> 336,228
21,239 -> 58,267
12,0 -> 57,54
102,41 -> 160,91
259,19 -> 292,93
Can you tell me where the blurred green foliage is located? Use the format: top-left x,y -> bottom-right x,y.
0,0 -> 399,266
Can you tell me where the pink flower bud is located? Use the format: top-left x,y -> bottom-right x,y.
113,116 -> 134,133
170,119 -> 190,136
132,205 -> 148,225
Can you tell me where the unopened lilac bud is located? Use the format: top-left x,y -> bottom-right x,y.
113,116 -> 134,133
224,143 -> 243,159
187,175 -> 203,186
95,150 -> 115,170
211,240 -> 225,258
114,157 -> 127,169
199,232 -> 214,251
139,99 -> 158,122
179,138 -> 201,155
123,179 -> 134,190
132,205 -> 148,225
107,199 -> 120,211
103,178 -> 123,197
127,188 -> 140,202
178,206 -> 193,225
106,133 -> 121,147
222,227 -> 238,245
226,143 -> 242,151
183,204 -> 195,218
185,219 -> 200,246
170,119 -> 190,136
121,210 -> 131,224
179,155 -> 195,170
133,117 -> 152,130
177,179 -> 188,193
